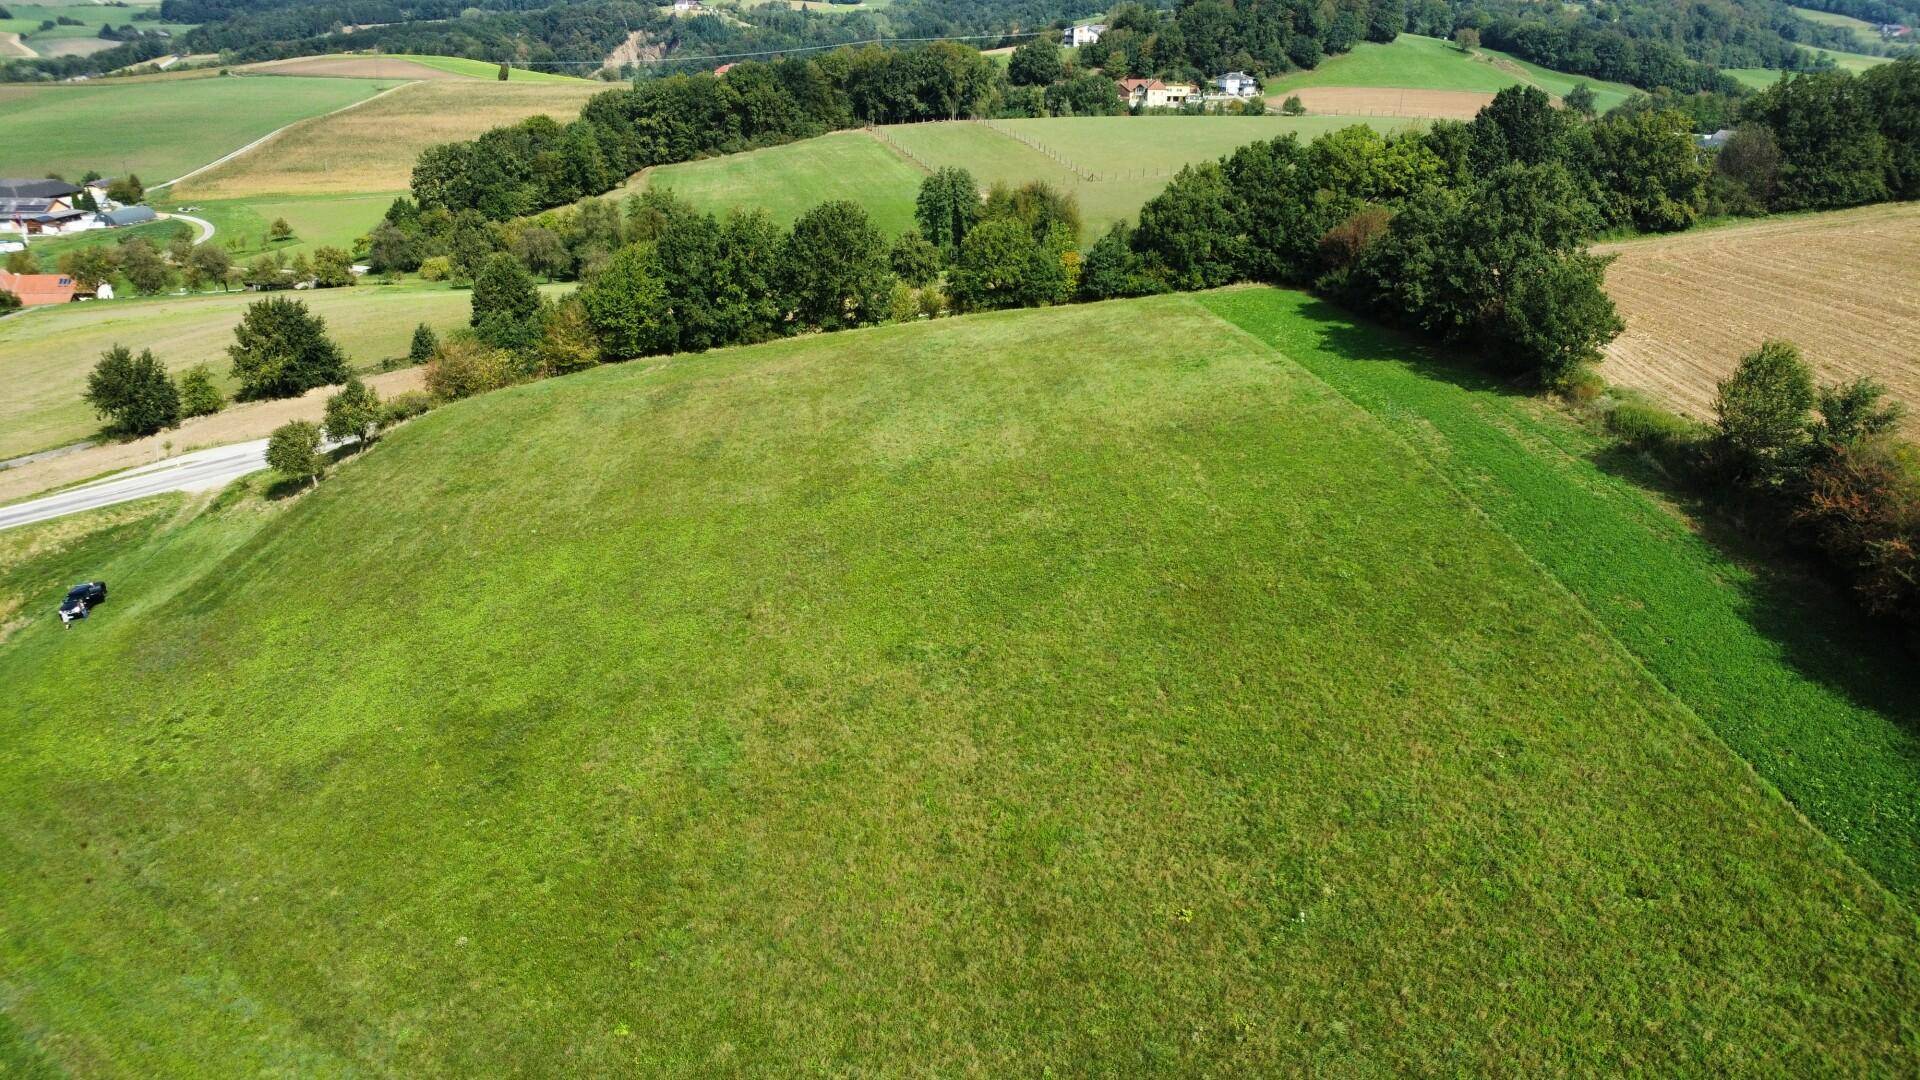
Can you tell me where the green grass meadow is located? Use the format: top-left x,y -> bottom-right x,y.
1,292 -> 1916,1072
395,53 -> 598,83
642,131 -> 926,234
1263,34 -> 1637,114
648,118 -> 1424,243
0,281 -> 568,459
0,76 -> 394,182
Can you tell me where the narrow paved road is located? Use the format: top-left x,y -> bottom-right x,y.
0,439 -> 269,532
161,211 -> 215,244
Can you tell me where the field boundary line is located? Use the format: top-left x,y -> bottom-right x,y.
864,125 -> 933,175
1186,287 -> 1917,918
152,80 -> 418,192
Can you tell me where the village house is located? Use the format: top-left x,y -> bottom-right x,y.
671,0 -> 703,12
0,178 -> 90,236
1062,23 -> 1104,47
0,268 -> 80,307
1212,71 -> 1259,98
1118,78 -> 1197,110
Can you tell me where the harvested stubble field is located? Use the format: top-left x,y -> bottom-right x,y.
241,55 -> 465,80
1275,86 -> 1495,119
1596,202 -> 1920,427
172,79 -> 607,197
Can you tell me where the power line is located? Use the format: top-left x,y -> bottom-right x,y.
514,29 -> 1048,67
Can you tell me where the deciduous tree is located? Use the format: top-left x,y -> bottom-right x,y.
228,297 -> 349,400
84,344 -> 179,436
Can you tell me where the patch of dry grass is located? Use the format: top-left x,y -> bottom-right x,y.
173,79 -> 607,198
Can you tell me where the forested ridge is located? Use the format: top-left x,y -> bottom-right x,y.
8,0 -> 1912,85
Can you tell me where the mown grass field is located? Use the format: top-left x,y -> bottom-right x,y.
1794,5 -> 1888,50
1726,45 -> 1892,88
2,292 -> 1917,1073
398,53 -> 598,82
1201,287 -> 1920,903
646,118 -> 1420,242
172,79 -> 607,198
641,130 -> 926,234
0,76 -> 395,183
1264,34 -> 1637,113
0,281 -> 567,459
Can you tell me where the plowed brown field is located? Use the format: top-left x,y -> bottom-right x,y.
1596,202 -> 1920,427
1270,86 -> 1497,119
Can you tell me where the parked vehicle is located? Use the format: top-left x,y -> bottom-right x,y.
58,581 -> 106,627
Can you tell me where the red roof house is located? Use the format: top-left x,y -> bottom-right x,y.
0,269 -> 79,307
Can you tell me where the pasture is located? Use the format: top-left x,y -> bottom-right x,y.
646,118 -> 1424,241
0,281 -> 567,460
641,130 -> 926,234
171,79 -> 608,198
1726,45 -> 1893,88
1263,34 -> 1637,115
1594,202 -> 1920,429
1794,5 -> 1888,50
0,76 -> 394,184
1,292 -> 1916,1073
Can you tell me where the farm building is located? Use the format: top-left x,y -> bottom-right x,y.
97,205 -> 157,228
1063,23 -> 1105,47
1697,129 -> 1734,149
0,269 -> 79,307
0,179 -> 82,202
1212,71 -> 1259,97
1118,78 -> 1196,109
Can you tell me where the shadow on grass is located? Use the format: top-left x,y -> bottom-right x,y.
1290,295 -> 1920,733
1590,440 -> 1920,730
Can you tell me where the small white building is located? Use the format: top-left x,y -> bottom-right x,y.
1062,23 -> 1105,47
672,0 -> 703,12
1212,71 -> 1259,98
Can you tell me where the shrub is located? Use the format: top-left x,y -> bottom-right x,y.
0,287 -> 18,314
424,332 -> 514,401
408,323 -> 439,365
378,390 -> 434,428
1281,95 -> 1306,116
176,364 -> 225,418
83,344 -> 179,436
1713,340 -> 1814,484
1606,400 -> 1700,448
322,375 -> 381,444
1797,438 -> 1920,634
533,297 -> 600,377
265,420 -> 324,486
418,256 -> 452,282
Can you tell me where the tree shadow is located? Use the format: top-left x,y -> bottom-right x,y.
1589,440 -> 1920,729
1284,295 -> 1920,729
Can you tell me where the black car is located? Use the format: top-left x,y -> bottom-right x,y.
58,581 -> 107,626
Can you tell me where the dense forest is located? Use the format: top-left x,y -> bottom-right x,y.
4,0 -> 1915,86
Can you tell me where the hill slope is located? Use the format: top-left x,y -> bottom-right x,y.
2,293 -> 1916,1072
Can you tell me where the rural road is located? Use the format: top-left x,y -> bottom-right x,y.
161,211 -> 215,243
0,439 -> 270,531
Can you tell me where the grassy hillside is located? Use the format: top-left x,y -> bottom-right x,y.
1264,34 -> 1637,112
1726,44 -> 1893,88
397,54 -> 597,82
0,76 -> 396,183
647,118 -> 1419,242
1794,5 -> 1887,49
2,293 -> 1917,1072
640,130 -> 927,234
172,79 -> 607,198
0,282 -> 568,459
